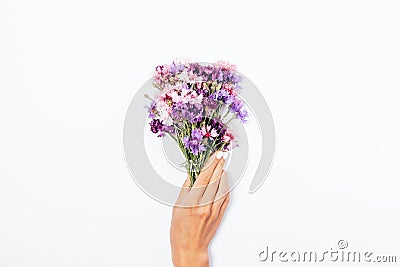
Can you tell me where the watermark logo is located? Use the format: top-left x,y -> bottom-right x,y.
259,240 -> 397,263
123,68 -> 275,206
337,239 -> 348,249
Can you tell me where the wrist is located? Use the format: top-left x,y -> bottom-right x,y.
172,247 -> 209,267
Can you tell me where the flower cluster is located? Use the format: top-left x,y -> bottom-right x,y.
146,60 -> 248,186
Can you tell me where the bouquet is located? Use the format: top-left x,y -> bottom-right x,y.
146,60 -> 248,187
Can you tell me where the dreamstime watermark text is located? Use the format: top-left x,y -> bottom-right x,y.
259,240 -> 397,263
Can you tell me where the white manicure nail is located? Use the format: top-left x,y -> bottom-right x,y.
223,152 -> 228,159
216,151 -> 223,159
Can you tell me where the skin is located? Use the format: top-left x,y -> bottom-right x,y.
170,152 -> 230,267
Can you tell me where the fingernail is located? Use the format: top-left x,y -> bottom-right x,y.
216,151 -> 223,159
223,152 -> 229,159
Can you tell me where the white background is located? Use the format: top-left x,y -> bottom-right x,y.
1,1 -> 399,266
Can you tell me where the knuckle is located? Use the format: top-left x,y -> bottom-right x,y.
201,162 -> 214,172
197,173 -> 209,182
196,207 -> 210,218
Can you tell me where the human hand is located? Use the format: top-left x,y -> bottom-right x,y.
170,151 -> 230,267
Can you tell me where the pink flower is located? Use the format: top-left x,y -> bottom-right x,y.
214,60 -> 236,71
223,129 -> 234,142
187,70 -> 203,83
166,85 -> 189,102
223,83 -> 237,96
201,125 -> 218,139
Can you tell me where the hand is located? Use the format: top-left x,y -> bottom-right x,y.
170,151 -> 230,267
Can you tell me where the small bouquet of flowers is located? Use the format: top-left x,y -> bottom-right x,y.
146,60 -> 248,186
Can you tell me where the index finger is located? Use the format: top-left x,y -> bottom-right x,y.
186,152 -> 225,205
174,176 -> 191,206
193,151 -> 224,187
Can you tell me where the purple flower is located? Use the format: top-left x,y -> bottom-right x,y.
162,125 -> 175,134
183,136 -> 190,148
149,119 -> 165,137
183,129 -> 207,155
147,100 -> 157,118
169,63 -> 177,75
231,74 -> 241,83
169,62 -> 185,75
148,61 -> 246,160
229,97 -> 248,123
230,98 -> 244,113
237,109 -> 248,123
171,102 -> 203,123
192,128 -> 203,140
217,71 -> 224,82
185,103 -> 203,123
196,86 -> 211,97
212,89 -> 234,104
203,97 -> 219,110
171,102 -> 186,121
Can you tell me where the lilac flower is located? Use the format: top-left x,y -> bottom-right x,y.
147,60 -> 246,185
231,73 -> 242,83
212,89 -> 234,104
169,61 -> 185,75
183,129 -> 206,155
202,66 -> 214,75
218,71 -> 225,82
182,136 -> 189,147
169,63 -> 178,75
229,98 -> 248,123
162,125 -> 175,134
230,98 -> 244,113
170,102 -> 185,121
171,102 -> 203,123
192,128 -> 203,140
147,100 -> 157,118
202,97 -> 219,110
187,62 -> 201,73
237,109 -> 248,123
184,102 -> 201,122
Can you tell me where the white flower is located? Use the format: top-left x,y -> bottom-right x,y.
178,70 -> 189,82
168,91 -> 181,103
155,101 -> 171,121
173,57 -> 192,65
188,92 -> 203,105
